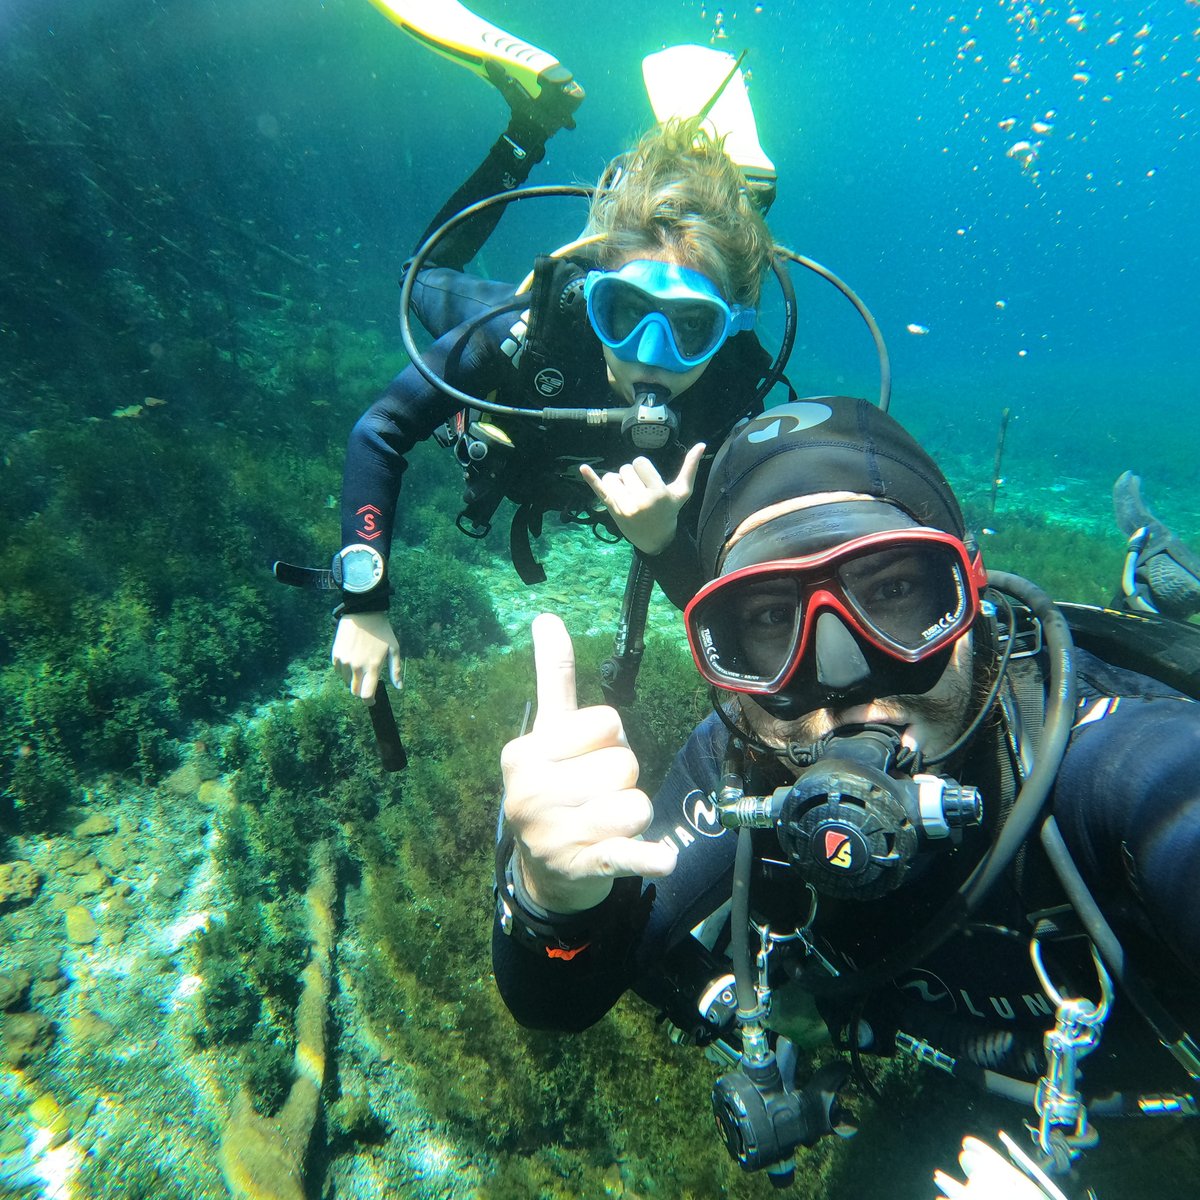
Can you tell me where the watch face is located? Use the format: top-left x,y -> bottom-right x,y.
341,546 -> 383,593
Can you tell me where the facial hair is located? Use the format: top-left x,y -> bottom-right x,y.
735,641 -> 976,764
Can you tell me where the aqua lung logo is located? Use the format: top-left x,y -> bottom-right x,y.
658,790 -> 728,858
682,790 -> 726,839
533,368 -> 565,398
500,309 -> 531,368
898,969 -> 956,1013
744,401 -> 834,444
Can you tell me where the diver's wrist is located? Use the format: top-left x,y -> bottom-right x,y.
514,849 -> 613,915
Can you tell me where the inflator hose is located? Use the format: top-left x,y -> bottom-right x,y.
731,827 -> 758,1022
398,185 -> 884,418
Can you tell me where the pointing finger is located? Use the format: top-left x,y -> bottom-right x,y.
531,613 -> 578,732
578,463 -> 606,501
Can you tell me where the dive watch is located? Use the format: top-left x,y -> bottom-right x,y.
333,544 -> 385,594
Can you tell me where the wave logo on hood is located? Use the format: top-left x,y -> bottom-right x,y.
745,400 -> 833,444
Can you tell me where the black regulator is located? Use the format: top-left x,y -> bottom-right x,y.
686,725 -> 985,1184
719,724 -> 982,901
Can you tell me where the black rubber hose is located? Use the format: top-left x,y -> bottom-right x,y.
398,187 -> 878,418
773,247 -> 891,411
731,827 -> 758,1021
1040,814 -> 1197,1069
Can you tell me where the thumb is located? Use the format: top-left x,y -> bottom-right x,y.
669,442 -> 706,501
531,613 -> 578,733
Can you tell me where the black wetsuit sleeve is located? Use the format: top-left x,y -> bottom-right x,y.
491,713 -> 735,1030
644,526 -> 703,611
415,132 -> 546,271
339,295 -> 517,611
1052,696 -> 1200,983
490,918 -> 637,1032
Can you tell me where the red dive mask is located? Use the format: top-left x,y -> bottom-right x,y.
685,528 -> 987,696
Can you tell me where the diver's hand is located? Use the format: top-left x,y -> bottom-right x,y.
331,611 -> 402,705
933,1133 -> 1068,1200
579,442 -> 705,556
500,613 -> 678,913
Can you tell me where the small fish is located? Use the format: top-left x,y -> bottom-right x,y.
1031,120 -> 1053,134
1073,71 -> 1091,84
112,404 -> 143,419
995,299 -> 1007,309
906,323 -> 930,336
143,396 -> 167,407
997,116 -> 1017,131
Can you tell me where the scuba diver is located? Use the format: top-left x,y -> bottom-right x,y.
493,396 -> 1200,1192
327,1 -> 784,707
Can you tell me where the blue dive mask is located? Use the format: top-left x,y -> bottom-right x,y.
584,259 -> 755,374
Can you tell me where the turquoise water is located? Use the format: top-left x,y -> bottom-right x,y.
1,2 -> 1197,1198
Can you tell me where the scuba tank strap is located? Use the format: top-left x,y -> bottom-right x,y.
510,503 -> 547,584
512,255 -> 590,401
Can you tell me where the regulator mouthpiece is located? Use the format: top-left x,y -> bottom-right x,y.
621,385 -> 677,450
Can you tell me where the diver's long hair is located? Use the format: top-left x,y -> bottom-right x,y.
584,117 -> 773,307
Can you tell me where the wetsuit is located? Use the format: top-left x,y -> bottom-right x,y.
492,648 -> 1200,1095
339,264 -> 774,611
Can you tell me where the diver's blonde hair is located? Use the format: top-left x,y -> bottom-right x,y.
585,117 -> 774,307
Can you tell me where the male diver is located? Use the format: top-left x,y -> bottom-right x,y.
493,396 -> 1200,1191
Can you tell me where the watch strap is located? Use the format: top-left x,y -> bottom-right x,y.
493,829 -> 649,961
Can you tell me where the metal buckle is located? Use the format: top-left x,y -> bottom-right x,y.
1028,938 -> 1113,1171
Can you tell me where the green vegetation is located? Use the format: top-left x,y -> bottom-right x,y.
1,80 -> 1181,1193
970,508 -> 1122,607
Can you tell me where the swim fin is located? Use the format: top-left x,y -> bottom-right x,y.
1113,470 -> 1200,621
367,0 -> 584,137
642,44 -> 777,210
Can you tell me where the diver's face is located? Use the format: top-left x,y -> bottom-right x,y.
599,250 -> 716,402
737,633 -> 976,767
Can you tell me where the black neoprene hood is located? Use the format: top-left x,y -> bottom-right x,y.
696,396 -> 966,578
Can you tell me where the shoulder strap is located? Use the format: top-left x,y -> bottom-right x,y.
512,255 -> 591,404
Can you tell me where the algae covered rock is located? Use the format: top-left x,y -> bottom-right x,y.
65,904 -> 100,945
69,1011 -> 118,1048
73,812 -> 117,838
0,860 -> 42,906
0,969 -> 32,1011
1,1010 -> 55,1067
